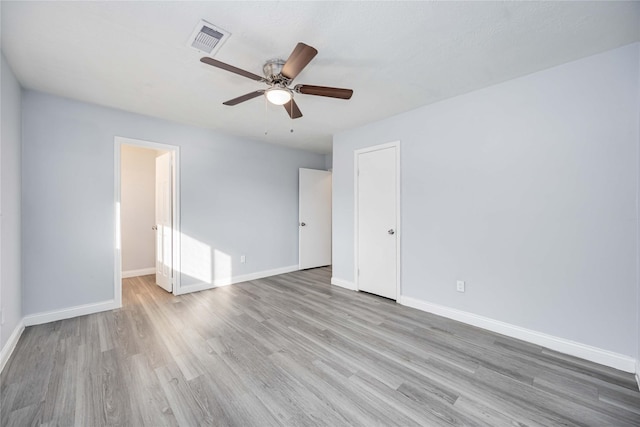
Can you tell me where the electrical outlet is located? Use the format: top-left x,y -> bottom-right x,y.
240,255 -> 246,264
456,280 -> 465,293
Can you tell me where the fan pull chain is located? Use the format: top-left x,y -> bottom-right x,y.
264,93 -> 269,136
290,100 -> 294,133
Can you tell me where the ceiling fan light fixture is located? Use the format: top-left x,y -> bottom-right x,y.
266,87 -> 292,105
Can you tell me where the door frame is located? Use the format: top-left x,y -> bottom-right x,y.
114,136 -> 181,307
354,141 -> 401,299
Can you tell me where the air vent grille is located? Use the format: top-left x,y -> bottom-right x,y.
188,20 -> 230,56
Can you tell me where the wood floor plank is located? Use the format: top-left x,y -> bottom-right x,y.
268,350 -> 373,427
5,401 -> 43,427
155,363 -> 211,426
350,371 -> 483,427
2,267 -> 639,426
124,353 -> 179,427
40,337 -> 78,426
0,382 -> 19,427
452,396 -> 537,427
309,359 -> 423,426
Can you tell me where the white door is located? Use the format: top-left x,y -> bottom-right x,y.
356,144 -> 399,299
155,152 -> 173,292
299,168 -> 332,269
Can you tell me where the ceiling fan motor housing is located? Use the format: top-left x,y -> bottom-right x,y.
263,59 -> 289,85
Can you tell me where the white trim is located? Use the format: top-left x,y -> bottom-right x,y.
399,295 -> 636,373
122,267 -> 156,278
636,360 -> 640,390
114,136 -> 182,302
353,141 -> 401,300
114,141 -> 123,308
23,300 -> 117,327
175,265 -> 299,295
0,320 -> 25,373
331,277 -> 357,291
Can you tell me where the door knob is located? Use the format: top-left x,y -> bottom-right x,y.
388,229 -> 395,235
300,222 -> 306,226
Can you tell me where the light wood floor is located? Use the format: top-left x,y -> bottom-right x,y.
2,267 -> 639,426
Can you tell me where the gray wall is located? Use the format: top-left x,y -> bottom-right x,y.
21,91 -> 324,315
0,53 -> 22,349
333,43 -> 640,357
325,153 -> 333,171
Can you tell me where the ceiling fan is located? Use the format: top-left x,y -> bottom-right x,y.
200,42 -> 353,119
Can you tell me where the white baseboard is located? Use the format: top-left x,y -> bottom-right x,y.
399,295 -> 636,373
122,267 -> 155,278
23,299 -> 118,327
636,360 -> 640,390
331,277 -> 357,291
0,320 -> 25,373
176,265 -> 299,295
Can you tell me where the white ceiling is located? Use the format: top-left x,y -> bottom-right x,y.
2,1 -> 639,153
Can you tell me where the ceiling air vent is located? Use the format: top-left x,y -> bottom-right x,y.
188,20 -> 230,56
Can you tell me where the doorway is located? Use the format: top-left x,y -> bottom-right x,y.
114,136 -> 181,307
354,141 -> 400,300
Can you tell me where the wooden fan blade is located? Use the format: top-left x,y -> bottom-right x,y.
281,43 -> 318,80
295,84 -> 353,99
294,85 -> 353,99
201,57 -> 264,82
283,99 -> 303,119
223,90 -> 265,106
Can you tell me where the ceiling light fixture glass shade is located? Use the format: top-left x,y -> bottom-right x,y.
266,87 -> 292,105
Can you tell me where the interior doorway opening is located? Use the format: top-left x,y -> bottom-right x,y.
114,136 -> 181,307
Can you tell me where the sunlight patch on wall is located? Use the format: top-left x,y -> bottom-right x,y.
180,233 -> 212,284
213,249 -> 233,286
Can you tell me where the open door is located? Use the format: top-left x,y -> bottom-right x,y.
155,152 -> 173,292
299,168 -> 332,269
